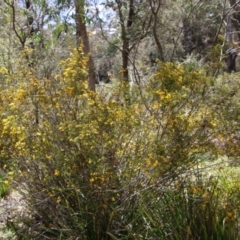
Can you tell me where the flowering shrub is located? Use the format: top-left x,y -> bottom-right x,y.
1,47 -> 240,239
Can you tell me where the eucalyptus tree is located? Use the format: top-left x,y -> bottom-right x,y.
54,0 -> 97,91
74,0 -> 96,91
2,0 -> 62,49
105,0 -> 153,83
1,0 -> 66,71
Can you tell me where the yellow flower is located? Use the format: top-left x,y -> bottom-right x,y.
165,93 -> 172,101
225,211 -> 235,222
146,159 -> 151,167
45,155 -> 51,160
0,67 -> 8,74
153,160 -> 159,167
57,196 -> 61,203
54,169 -> 60,177
4,180 -> 9,185
192,186 -> 200,194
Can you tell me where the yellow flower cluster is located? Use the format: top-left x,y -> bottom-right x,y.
54,169 -> 60,177
0,67 -> 8,75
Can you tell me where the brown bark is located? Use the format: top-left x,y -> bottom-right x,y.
116,0 -> 137,83
116,0 -> 130,83
75,0 -> 96,91
115,0 -> 134,104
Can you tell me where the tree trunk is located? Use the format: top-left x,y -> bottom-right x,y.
116,0 -> 135,84
75,0 -> 96,91
115,0 -> 135,104
122,41 -> 129,82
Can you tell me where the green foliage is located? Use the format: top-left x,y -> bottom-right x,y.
0,172 -> 10,199
105,38 -> 120,57
127,173 -> 240,240
206,44 -> 224,75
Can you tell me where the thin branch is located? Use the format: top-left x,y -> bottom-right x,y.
149,0 -> 164,62
4,0 -> 26,47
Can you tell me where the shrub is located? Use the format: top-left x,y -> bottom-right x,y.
126,172 -> 240,240
1,48 -> 240,239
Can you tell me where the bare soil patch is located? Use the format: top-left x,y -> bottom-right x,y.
0,190 -> 27,239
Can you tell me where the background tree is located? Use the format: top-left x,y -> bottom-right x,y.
149,0 -> 165,62
229,0 -> 240,42
74,0 -> 96,91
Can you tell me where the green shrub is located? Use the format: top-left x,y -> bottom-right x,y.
119,171 -> 240,240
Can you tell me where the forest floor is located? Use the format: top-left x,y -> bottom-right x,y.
0,190 -> 26,239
